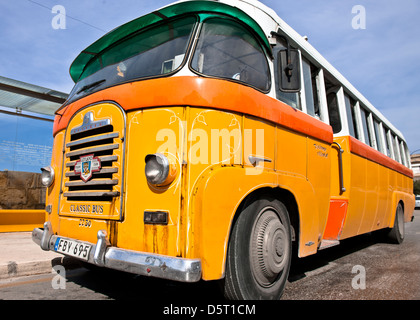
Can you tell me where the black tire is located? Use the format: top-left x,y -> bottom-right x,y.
387,203 -> 405,244
223,197 -> 292,300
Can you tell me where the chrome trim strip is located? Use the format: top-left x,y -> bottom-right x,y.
248,155 -> 272,166
66,155 -> 118,167
66,132 -> 119,148
65,179 -> 119,187
65,167 -> 118,177
32,228 -> 202,283
63,191 -> 120,198
66,144 -> 119,158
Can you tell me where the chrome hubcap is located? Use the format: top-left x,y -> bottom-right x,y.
250,207 -> 289,287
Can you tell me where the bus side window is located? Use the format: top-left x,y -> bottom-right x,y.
386,129 -> 396,159
326,92 -> 341,133
404,143 -> 411,168
391,133 -> 401,163
400,140 -> 407,166
324,76 -> 341,134
360,107 -> 372,147
395,136 -> 403,164
343,94 -> 357,139
373,118 -> 384,154
384,127 -> 392,158
351,101 -> 360,139
301,58 -> 318,118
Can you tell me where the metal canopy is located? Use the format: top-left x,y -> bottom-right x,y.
0,76 -> 68,116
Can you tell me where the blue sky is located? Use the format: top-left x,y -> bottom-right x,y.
0,0 -> 419,154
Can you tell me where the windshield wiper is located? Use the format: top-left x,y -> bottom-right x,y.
76,79 -> 106,94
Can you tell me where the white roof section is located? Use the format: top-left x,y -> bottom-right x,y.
169,0 -> 405,142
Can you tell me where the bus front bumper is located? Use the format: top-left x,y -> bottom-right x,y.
32,222 -> 201,283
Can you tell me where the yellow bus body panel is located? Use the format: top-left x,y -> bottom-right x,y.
331,136 -> 414,240
43,76 -> 414,282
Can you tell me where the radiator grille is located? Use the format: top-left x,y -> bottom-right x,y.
61,106 -> 124,207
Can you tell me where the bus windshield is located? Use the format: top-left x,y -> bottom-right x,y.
67,16 -> 197,104
191,18 -> 270,91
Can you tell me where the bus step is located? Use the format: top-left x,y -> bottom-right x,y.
319,239 -> 340,250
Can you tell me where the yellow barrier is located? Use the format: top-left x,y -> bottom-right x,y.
0,210 -> 45,232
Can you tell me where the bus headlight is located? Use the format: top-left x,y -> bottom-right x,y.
145,153 -> 176,186
41,166 -> 55,187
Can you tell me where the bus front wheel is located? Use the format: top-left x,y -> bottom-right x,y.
223,197 -> 292,300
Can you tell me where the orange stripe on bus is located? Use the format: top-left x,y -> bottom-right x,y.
349,136 -> 413,178
54,76 -> 333,144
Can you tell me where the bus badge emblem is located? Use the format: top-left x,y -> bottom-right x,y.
74,154 -> 101,182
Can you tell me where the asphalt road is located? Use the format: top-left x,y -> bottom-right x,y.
1,210 -> 419,301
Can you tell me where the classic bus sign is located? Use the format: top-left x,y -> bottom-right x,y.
74,154 -> 101,182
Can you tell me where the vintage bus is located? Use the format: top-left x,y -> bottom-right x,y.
33,0 -> 415,299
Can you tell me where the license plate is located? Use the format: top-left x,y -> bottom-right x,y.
54,237 -> 92,261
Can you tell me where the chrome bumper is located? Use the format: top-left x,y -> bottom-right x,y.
32,222 -> 201,283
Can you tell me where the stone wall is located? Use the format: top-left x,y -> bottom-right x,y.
0,171 -> 46,210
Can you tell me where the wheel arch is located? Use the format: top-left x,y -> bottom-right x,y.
389,191 -> 412,228
227,186 -> 300,262
192,166 -> 305,281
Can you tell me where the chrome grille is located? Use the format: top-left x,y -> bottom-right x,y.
63,123 -> 121,200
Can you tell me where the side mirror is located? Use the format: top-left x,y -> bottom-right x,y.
278,48 -> 301,92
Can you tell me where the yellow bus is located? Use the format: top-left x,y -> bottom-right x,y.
33,0 -> 415,299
